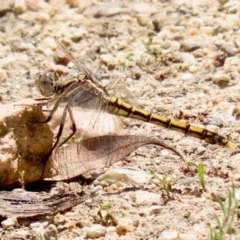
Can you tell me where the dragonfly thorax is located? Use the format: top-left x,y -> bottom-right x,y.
35,70 -> 62,97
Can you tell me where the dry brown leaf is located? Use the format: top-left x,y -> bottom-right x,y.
53,135 -> 185,181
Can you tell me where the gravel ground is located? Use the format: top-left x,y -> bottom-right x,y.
1,0 -> 240,239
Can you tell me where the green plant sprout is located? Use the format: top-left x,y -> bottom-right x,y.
143,36 -> 153,46
186,160 -> 206,189
125,53 -> 134,61
119,53 -> 135,66
197,163 -> 205,189
98,202 -> 118,226
209,184 -> 239,240
150,170 -> 174,200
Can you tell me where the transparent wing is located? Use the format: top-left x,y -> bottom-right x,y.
47,82 -> 124,178
55,37 -> 100,82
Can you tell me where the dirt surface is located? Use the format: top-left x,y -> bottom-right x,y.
0,0 -> 240,239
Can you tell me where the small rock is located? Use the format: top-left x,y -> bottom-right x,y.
182,72 -> 193,81
36,12 -> 50,23
196,146 -> 205,155
212,74 -> 231,87
17,42 -> 35,51
41,37 -> 57,51
208,118 -> 223,127
135,190 -> 161,205
130,3 -> 158,14
43,224 -> 58,239
11,230 -> 30,239
189,65 -> 198,73
224,56 -> 240,72
31,221 -> 49,236
228,154 -> 240,169
100,54 -> 117,69
227,5 -> 238,14
221,42 -> 237,56
183,210 -> 191,218
165,26 -> 185,33
217,0 -> 228,4
1,217 -> 18,229
136,14 -> 149,27
178,138 -> 198,148
85,224 -> 106,238
213,51 -> 228,67
66,0 -> 81,8
216,101 -> 230,111
94,4 -> 129,18
53,214 -> 68,225
51,64 -> 69,75
152,14 -> 167,32
95,168 -> 152,186
71,29 -> 87,42
54,49 -> 70,66
180,40 -> 201,52
160,231 -> 179,240
78,0 -> 93,12
149,205 -> 162,215
232,173 -> 240,181
233,103 -> 240,117
201,26 -> 214,36
14,0 -> 27,14
115,218 -> 134,235
0,69 -> 8,82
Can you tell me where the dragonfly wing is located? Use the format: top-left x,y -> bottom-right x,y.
55,38 -> 100,81
49,84 -> 123,178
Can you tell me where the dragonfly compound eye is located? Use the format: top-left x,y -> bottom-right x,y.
35,70 -> 60,97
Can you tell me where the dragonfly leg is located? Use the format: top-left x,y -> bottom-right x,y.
41,102 -> 69,177
58,106 -> 76,147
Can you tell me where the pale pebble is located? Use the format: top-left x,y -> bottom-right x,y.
14,0 -> 27,14
115,218 -> 134,235
95,168 -> 152,186
189,65 -> 198,73
43,224 -> 58,239
201,26 -> 214,36
53,51 -> 70,66
71,29 -> 87,42
30,221 -> 50,236
130,3 -> 159,14
95,5 -> 129,18
36,12 -> 50,23
160,231 -> 179,240
0,69 -> 8,82
100,54 -> 117,69
41,37 -> 56,50
224,56 -> 240,72
181,40 -> 201,52
212,74 -> 230,86
78,0 -> 93,12
233,103 -> 240,117
135,190 -> 161,205
85,224 -> 107,238
136,14 -> 149,27
66,0 -> 81,8
221,42 -> 237,56
149,205 -> 162,215
1,217 -> 18,229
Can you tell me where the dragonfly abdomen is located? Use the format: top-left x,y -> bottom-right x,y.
106,96 -> 234,148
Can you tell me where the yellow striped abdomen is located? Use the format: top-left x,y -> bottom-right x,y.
106,96 -> 234,148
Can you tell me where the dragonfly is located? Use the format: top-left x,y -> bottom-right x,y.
35,38 -> 234,173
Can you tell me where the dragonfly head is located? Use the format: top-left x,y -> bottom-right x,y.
35,70 -> 60,97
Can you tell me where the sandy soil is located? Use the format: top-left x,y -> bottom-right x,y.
0,0 -> 240,239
